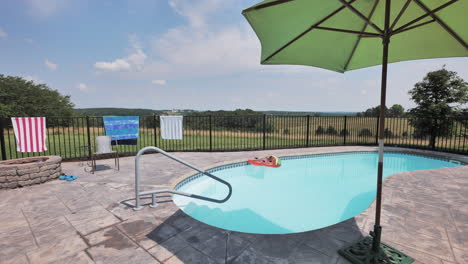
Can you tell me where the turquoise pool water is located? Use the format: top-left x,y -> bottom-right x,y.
173,152 -> 462,234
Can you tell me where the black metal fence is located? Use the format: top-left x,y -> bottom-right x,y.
0,115 -> 467,161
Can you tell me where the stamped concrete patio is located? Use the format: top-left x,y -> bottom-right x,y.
0,146 -> 467,264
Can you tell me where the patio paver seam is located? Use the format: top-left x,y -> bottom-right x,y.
447,207 -> 463,234
75,217 -> 124,238
110,224 -> 162,263
443,227 -> 458,264
83,248 -> 96,263
94,222 -> 162,263
20,208 -> 39,249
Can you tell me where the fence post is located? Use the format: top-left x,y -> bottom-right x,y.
153,114 -> 158,147
86,116 -> 92,159
209,115 -> 212,152
343,116 -> 347,145
375,116 -> 380,145
0,118 -> 6,160
306,115 -> 310,147
263,114 -> 267,150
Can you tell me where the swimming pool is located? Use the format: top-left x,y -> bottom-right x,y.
173,152 -> 463,234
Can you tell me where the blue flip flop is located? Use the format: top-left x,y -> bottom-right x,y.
59,175 -> 67,180
66,175 -> 78,181
63,175 -> 78,181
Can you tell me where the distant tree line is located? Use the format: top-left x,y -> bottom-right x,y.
74,108 -> 163,116
189,109 -> 273,132
356,104 -> 405,117
262,111 -> 355,116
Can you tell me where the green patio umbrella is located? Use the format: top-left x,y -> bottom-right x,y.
242,0 -> 467,263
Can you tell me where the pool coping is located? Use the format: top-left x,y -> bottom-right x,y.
170,146 -> 468,190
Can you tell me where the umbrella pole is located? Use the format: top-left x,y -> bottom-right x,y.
372,13 -> 390,256
338,1 -> 414,263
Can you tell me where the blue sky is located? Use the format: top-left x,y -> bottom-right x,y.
1,0 -> 467,112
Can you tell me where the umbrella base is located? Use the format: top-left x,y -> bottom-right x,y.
338,236 -> 414,264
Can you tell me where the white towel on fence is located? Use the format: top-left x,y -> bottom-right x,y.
160,116 -> 183,140
11,117 -> 47,152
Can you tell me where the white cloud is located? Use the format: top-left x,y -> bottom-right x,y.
45,59 -> 58,71
90,0 -> 327,83
148,25 -> 261,77
95,59 -> 131,72
94,37 -> 147,72
168,0 -> 226,28
92,0 -> 321,81
151,80 -> 166,85
24,38 -> 33,43
125,49 -> 147,69
28,0 -> 69,17
23,76 -> 44,84
0,28 -> 7,39
125,0 -> 317,80
76,83 -> 88,91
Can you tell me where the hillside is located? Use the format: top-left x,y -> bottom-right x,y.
74,108 -> 163,116
74,108 -> 358,117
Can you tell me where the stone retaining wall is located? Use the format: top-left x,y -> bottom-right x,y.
0,156 -> 62,189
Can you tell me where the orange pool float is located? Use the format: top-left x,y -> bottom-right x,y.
248,156 -> 281,168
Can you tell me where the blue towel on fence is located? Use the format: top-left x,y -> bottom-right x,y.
103,116 -> 139,145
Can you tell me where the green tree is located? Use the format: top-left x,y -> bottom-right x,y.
388,104 -> 405,117
362,105 -> 383,117
408,68 -> 468,147
0,75 -> 75,119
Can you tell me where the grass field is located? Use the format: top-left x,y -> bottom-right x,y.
1,116 -> 467,160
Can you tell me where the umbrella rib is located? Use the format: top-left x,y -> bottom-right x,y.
392,19 -> 436,35
392,1 -> 458,35
412,0 -> 467,49
338,0 -> 383,34
315,26 -> 380,37
389,0 -> 412,31
343,0 -> 380,71
392,0 -> 457,34
262,0 -> 357,63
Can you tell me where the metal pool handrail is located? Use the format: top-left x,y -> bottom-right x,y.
133,146 -> 233,210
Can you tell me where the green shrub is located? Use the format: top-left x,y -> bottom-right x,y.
359,128 -> 373,137
384,128 -> 394,138
340,129 -> 349,136
326,126 -> 338,135
315,126 -> 325,135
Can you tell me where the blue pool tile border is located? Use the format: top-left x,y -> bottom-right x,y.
174,151 -> 466,190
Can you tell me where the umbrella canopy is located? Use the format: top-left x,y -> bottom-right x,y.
243,0 -> 467,263
243,0 -> 467,73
